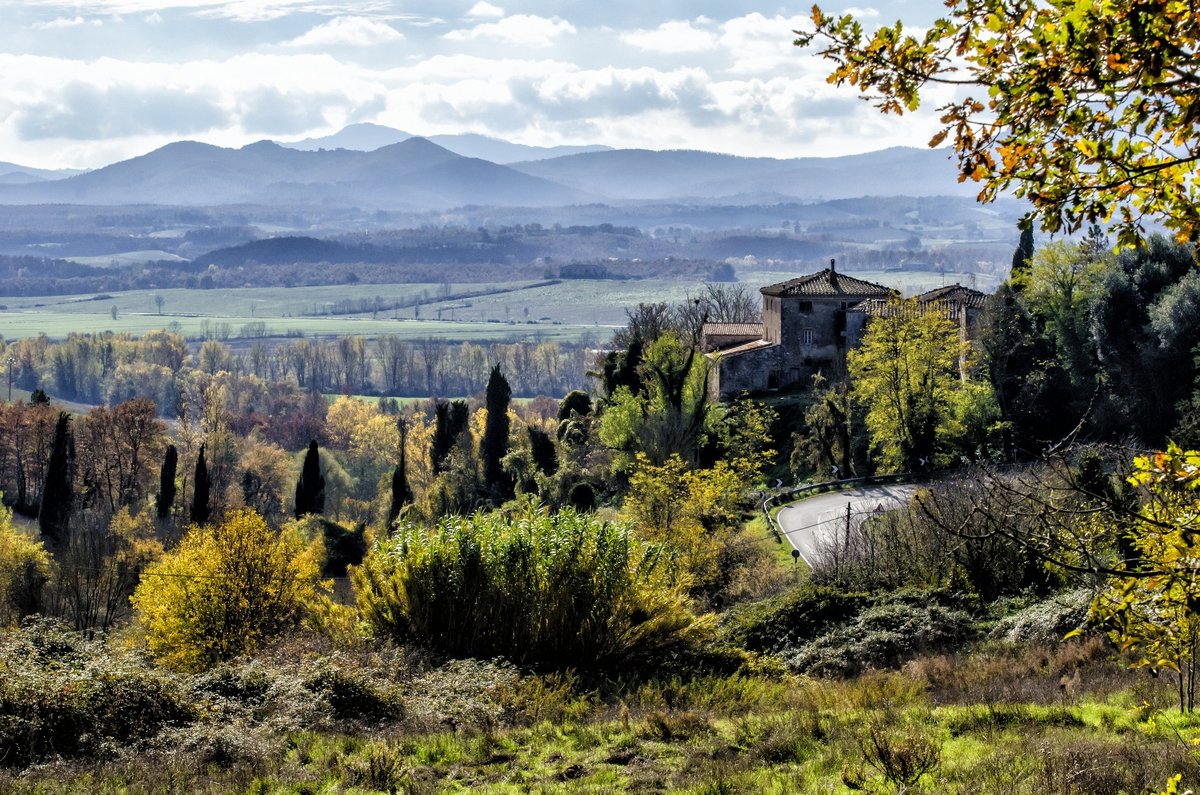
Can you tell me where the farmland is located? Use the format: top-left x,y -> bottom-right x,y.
0,269 -> 999,343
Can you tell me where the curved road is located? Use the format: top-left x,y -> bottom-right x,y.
776,483 -> 920,568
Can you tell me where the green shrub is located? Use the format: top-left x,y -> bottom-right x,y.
304,666 -> 403,723
353,509 -> 711,668
720,583 -> 872,654
789,597 -> 975,678
989,589 -> 1092,645
0,619 -> 194,766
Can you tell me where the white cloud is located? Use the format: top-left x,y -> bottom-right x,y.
144,11 -> 163,22
22,0 -> 393,23
843,7 -> 881,18
32,16 -> 103,29
284,16 -> 403,47
719,13 -> 816,75
620,20 -> 719,54
444,14 -> 575,48
465,1 -> 503,20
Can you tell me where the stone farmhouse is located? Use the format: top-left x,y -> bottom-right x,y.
704,261 -> 987,398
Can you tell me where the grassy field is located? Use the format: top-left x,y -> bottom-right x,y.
0,269 -> 997,342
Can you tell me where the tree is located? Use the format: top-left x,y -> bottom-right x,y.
796,0 -> 1200,244
0,496 -> 50,626
191,443 -> 210,526
156,444 -> 177,520
481,364 -> 513,501
1010,224 -> 1034,287
848,300 -> 970,472
388,419 -> 413,527
131,509 -> 325,671
294,439 -> 325,518
431,399 -> 469,476
39,412 -> 73,548
1090,445 -> 1200,710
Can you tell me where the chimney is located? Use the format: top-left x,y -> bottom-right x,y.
829,257 -> 838,288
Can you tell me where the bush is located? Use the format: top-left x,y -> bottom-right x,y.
0,619 -> 194,766
789,594 -> 975,678
720,583 -> 872,654
990,589 -> 1092,645
304,666 -> 403,723
131,509 -> 327,671
353,508 -> 711,668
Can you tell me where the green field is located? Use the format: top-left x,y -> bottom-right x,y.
0,269 -> 997,342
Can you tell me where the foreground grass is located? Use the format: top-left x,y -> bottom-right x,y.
3,641 -> 1196,795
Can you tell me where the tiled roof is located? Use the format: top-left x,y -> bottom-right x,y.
761,268 -> 895,298
707,338 -> 777,358
850,285 -> 990,321
917,284 -> 988,309
702,322 -> 764,336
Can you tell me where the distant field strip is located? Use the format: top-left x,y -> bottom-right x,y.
0,269 -> 994,341
0,311 -> 607,343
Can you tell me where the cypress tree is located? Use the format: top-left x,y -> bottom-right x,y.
156,444 -> 177,520
39,411 -> 74,548
481,364 -> 513,500
431,399 -> 469,475
295,439 -> 325,517
1010,223 -> 1035,288
191,443 -> 211,525
388,419 -> 414,526
528,426 -> 558,476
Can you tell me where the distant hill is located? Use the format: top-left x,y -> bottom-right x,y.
510,147 -> 973,201
281,123 -> 411,152
0,138 -> 587,209
0,138 -> 982,212
0,161 -> 86,184
280,123 -> 611,163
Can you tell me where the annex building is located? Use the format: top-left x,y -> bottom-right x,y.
704,260 -> 986,398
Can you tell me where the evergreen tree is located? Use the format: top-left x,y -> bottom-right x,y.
481,364 -> 513,500
39,411 -> 74,548
1010,224 -> 1035,288
294,439 -> 325,517
388,420 -> 413,526
528,426 -> 558,477
431,399 -> 469,475
191,443 -> 211,526
156,444 -> 177,520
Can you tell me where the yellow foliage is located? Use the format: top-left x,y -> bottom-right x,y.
131,509 -> 327,671
623,453 -> 761,589
0,499 -> 50,627
326,396 -> 380,450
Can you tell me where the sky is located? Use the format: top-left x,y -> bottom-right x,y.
1,0 -> 954,170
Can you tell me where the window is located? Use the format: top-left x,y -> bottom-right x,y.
798,301 -> 813,313
801,328 -> 815,346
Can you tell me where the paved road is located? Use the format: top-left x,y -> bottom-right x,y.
776,483 -> 920,568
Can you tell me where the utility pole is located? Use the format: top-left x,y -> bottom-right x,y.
844,502 -> 852,553
6,356 -> 13,402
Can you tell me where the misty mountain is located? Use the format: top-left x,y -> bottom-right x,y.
280,123 -> 611,163
510,147 -> 974,202
0,161 -> 86,184
0,138 -> 586,209
282,123 -> 412,152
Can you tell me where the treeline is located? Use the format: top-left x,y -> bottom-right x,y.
1,331 -> 591,407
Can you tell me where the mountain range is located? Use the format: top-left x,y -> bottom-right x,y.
0,128 -> 975,211
0,161 -> 87,185
281,123 -> 612,163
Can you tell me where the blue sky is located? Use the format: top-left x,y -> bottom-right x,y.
2,0 -> 953,169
